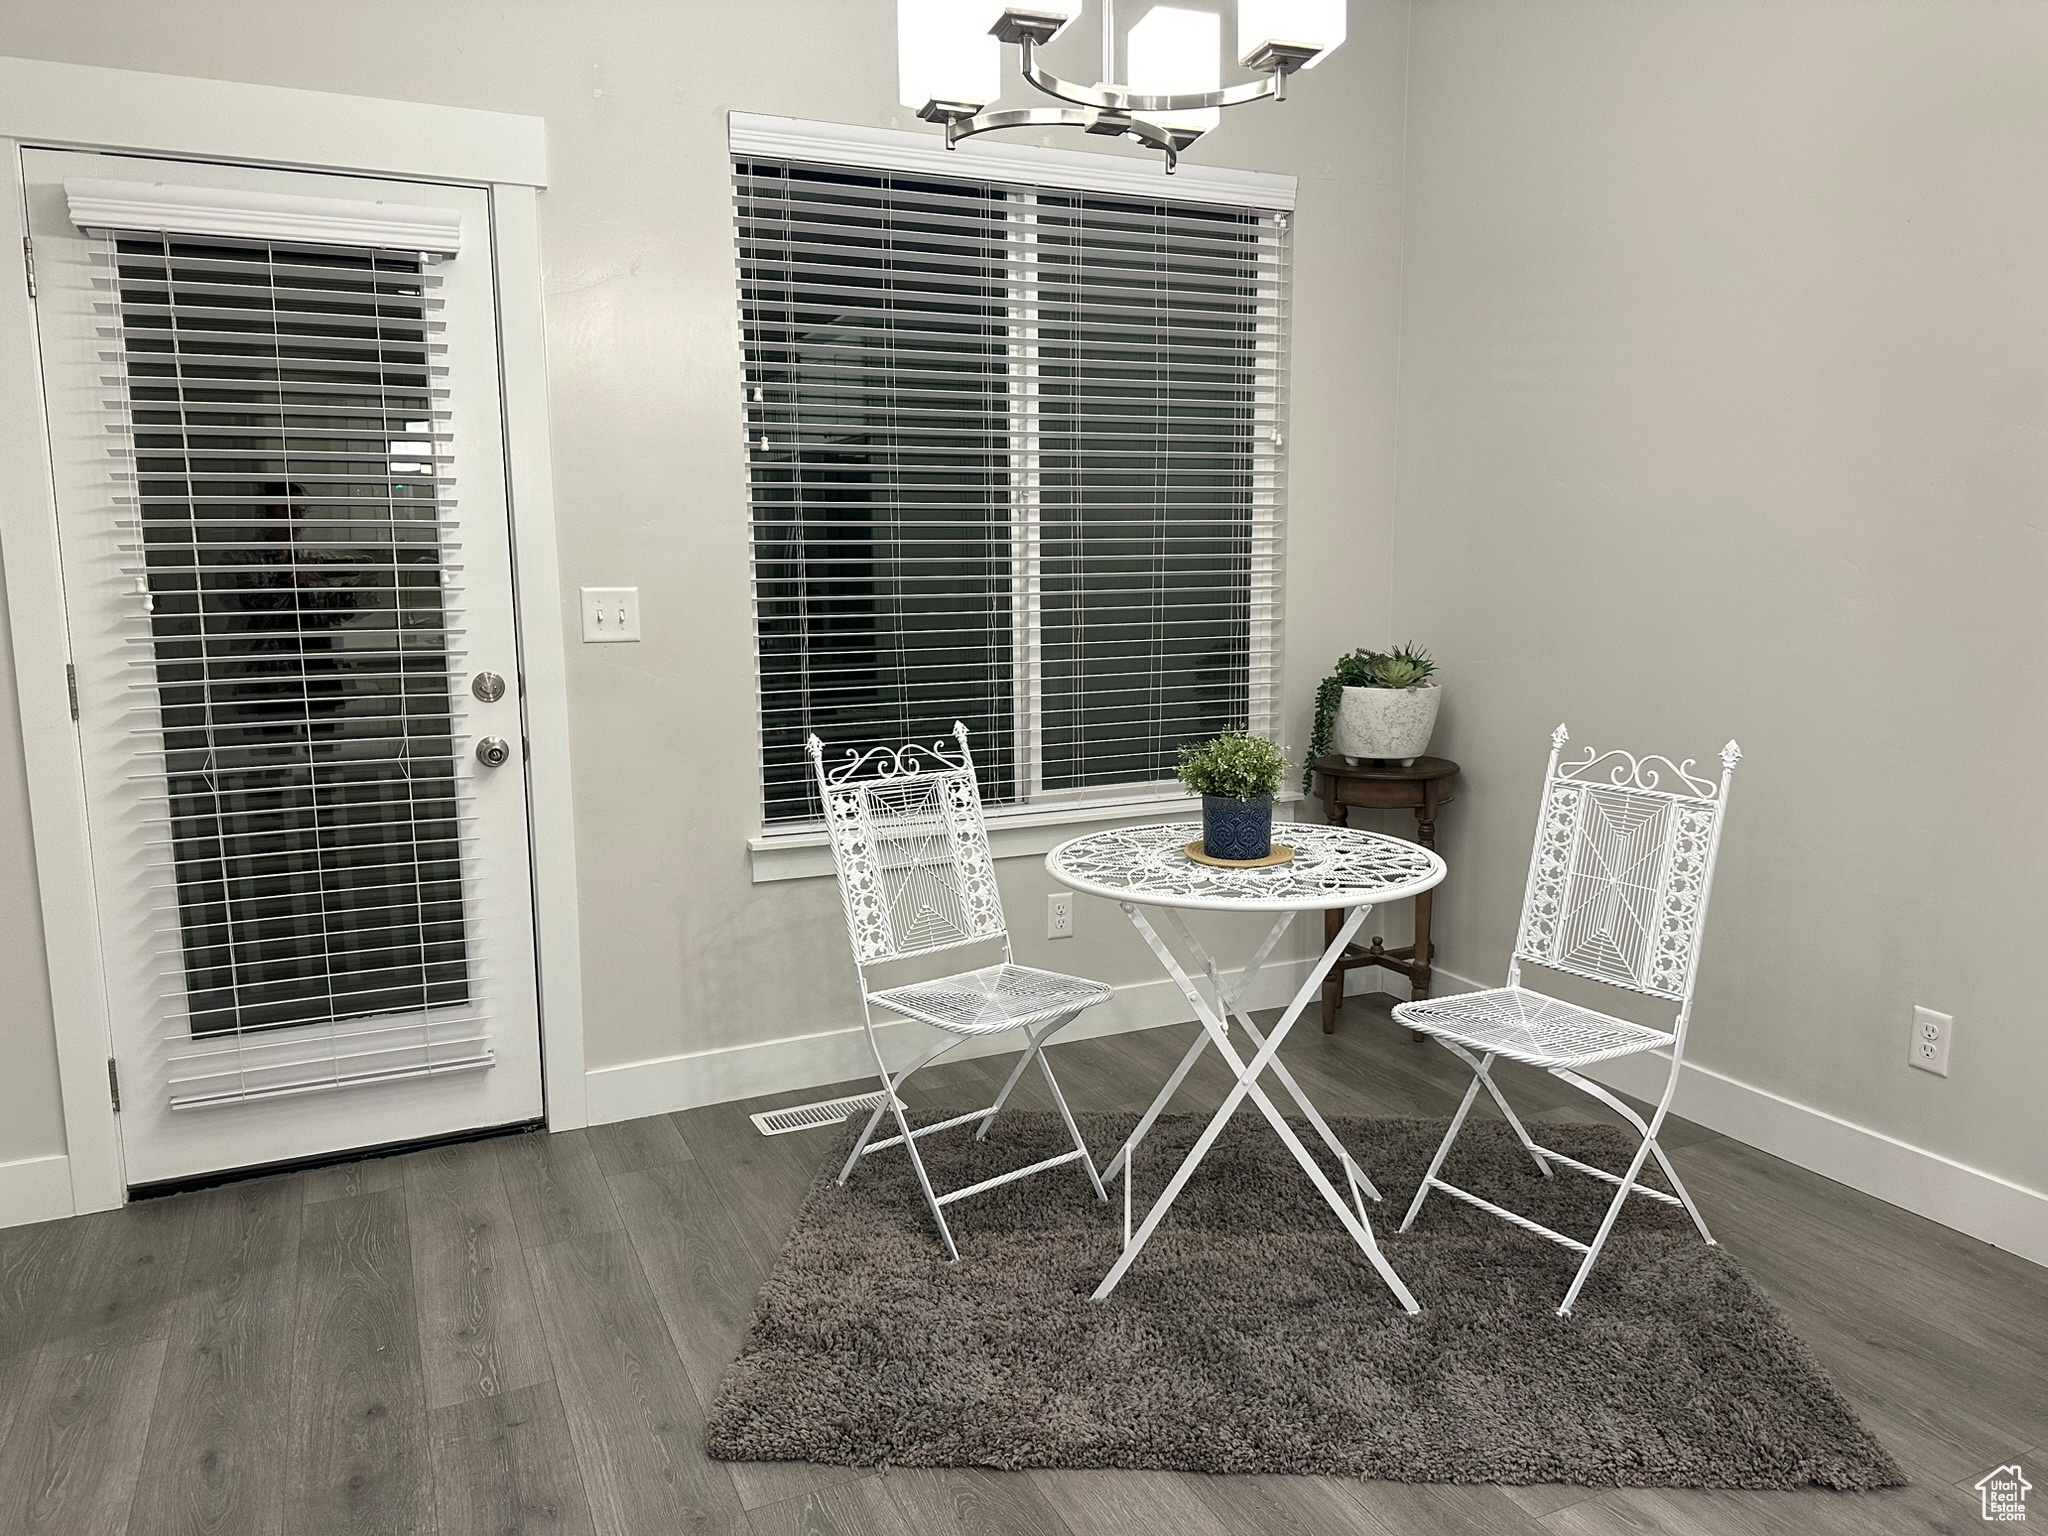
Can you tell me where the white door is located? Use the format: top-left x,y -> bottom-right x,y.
24,149 -> 544,1189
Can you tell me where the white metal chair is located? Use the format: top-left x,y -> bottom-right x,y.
1394,724 -> 1742,1316
808,722 -> 1110,1259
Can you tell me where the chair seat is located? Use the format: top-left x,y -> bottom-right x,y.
1392,986 -> 1675,1069
869,963 -> 1113,1036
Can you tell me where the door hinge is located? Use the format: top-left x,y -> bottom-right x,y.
66,663 -> 78,721
107,1057 -> 121,1112
21,235 -> 33,300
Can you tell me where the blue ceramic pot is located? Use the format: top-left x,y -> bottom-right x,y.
1202,795 -> 1274,861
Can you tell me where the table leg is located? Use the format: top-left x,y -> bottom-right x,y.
1417,806 -> 1433,1011
1322,795 -> 1348,1033
1322,907 -> 1343,1034
1103,904 -> 1293,1183
1160,908 -> 1383,1206
1093,904 -> 1419,1314
1412,804 -> 1438,1008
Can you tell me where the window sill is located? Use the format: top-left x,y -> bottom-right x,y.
747,789 -> 1308,885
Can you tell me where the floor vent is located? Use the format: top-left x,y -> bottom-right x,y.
750,1091 -> 898,1137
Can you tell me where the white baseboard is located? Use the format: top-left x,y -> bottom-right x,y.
585,956 -> 1326,1125
0,1153 -> 73,1230
1428,966 -> 2048,1270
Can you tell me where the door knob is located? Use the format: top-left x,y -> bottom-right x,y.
475,736 -> 513,768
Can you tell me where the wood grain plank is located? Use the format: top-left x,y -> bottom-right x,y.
0,1336 -> 168,1535
303,1157 -> 406,1204
674,1102 -> 825,1275
1544,1483 -> 1981,1536
498,1130 -> 623,1250
128,1175 -> 303,1536
726,1459 -> 878,1522
0,1218 -> 81,1361
36,1192 -> 191,1356
587,1113 -> 696,1177
406,1138 -> 552,1410
429,1381 -> 596,1536
747,1475 -> 919,1536
1346,1482 -> 1557,1536
1503,1485 -> 1602,1521
883,1468 -> 1075,1536
609,1160 -> 770,1402
1189,1473 -> 1403,1536
1029,1468 -> 1233,1536
286,1189 -> 433,1536
526,1229 -> 746,1536
0,1218 -> 84,1455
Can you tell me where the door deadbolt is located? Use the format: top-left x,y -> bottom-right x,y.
471,671 -> 507,703
475,736 -> 513,768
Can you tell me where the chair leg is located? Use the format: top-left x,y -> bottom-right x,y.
1443,1042 -> 1552,1178
1646,1138 -> 1715,1246
1400,1061 -> 1486,1232
838,1033 -> 950,1186
1034,1039 -> 1107,1201
1552,1063 -> 1715,1248
1558,1135 -> 1657,1317
974,1012 -> 1073,1141
843,1017 -> 961,1260
890,1093 -> 961,1263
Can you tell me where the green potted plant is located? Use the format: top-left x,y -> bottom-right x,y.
1304,644 -> 1439,791
1177,732 -> 1289,861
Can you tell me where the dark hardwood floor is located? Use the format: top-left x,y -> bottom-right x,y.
0,994 -> 2036,1535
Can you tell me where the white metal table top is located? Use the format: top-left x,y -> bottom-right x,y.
1046,820 -> 1445,913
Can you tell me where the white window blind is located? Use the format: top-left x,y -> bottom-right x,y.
71,194 -> 492,1107
735,141 -> 1287,824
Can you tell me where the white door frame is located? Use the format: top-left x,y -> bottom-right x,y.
0,55 -> 586,1218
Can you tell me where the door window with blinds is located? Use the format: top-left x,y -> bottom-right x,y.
115,231 -> 470,1037
735,139 -> 1287,823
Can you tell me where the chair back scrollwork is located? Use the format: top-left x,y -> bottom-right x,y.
1513,724 -> 1742,1002
807,723 -> 1007,967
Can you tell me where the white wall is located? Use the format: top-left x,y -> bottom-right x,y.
0,1 -> 1414,1172
1394,0 -> 2048,1198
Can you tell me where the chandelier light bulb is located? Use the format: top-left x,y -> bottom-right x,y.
1126,7 -> 1222,134
1236,0 -> 1346,69
898,0 -> 1005,112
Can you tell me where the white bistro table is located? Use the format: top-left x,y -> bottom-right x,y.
1046,820 -> 1446,1311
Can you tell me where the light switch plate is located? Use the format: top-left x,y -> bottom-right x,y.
580,587 -> 640,643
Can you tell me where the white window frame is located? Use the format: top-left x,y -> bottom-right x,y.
731,115 -> 1297,882
0,54 -> 585,1220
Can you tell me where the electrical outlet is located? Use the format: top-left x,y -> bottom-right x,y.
1909,1006 -> 1952,1077
1047,892 -> 1073,940
580,586 -> 640,643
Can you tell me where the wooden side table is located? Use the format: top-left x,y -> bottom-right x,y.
1312,755 -> 1460,1034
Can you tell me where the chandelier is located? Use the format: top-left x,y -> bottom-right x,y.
898,1 -> 1347,172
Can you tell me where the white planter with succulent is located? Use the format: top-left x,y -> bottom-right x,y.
1305,645 -> 1440,787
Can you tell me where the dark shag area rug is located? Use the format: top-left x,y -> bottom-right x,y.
706,1110 -> 1904,1489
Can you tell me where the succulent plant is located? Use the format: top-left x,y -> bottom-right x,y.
1361,650 -> 1435,689
1176,732 -> 1289,802
1304,643 -> 1438,791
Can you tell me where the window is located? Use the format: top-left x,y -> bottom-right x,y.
113,231 -> 471,1036
735,127 -> 1289,825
